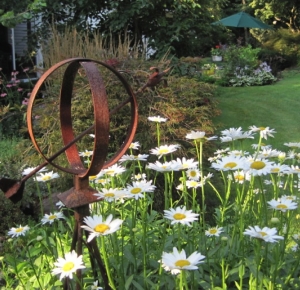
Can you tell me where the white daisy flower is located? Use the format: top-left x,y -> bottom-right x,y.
131,173 -> 147,181
171,157 -> 198,170
186,180 -> 202,189
91,280 -> 103,290
176,183 -> 184,191
89,134 -> 95,138
41,212 -> 65,224
205,226 -> 224,237
244,226 -> 284,243
251,143 -> 272,150
211,155 -> 246,171
248,126 -> 276,140
186,131 -> 205,140
287,150 -> 296,159
51,250 -> 85,280
147,161 -> 181,172
22,166 -> 47,176
148,116 -> 167,123
102,164 -> 126,176
123,180 -> 156,200
119,154 -> 149,163
56,201 -> 65,209
34,171 -> 60,182
267,198 -> 298,212
220,127 -> 254,141
8,225 -> 30,238
81,214 -> 123,243
94,178 -> 109,186
164,206 -> 199,226
79,150 -> 93,158
278,152 -> 286,161
186,168 -> 201,181
214,148 -> 230,155
270,164 -> 290,174
246,158 -> 273,176
129,142 -> 140,150
281,195 -> 298,201
160,247 -> 205,275
257,148 -> 280,159
284,142 -> 300,149
230,170 -> 251,184
94,188 -> 126,202
288,165 -> 300,175
150,144 -> 180,159
208,154 -> 222,162
227,150 -> 249,157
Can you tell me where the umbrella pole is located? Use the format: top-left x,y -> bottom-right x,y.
244,28 -> 249,44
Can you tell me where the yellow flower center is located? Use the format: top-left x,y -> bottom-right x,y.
131,188 -> 142,194
250,161 -> 266,170
271,168 -> 280,173
105,170 -> 115,175
158,148 -> 170,154
49,215 -> 57,220
235,174 -> 244,181
94,224 -> 110,233
104,193 -> 115,197
42,176 -> 51,181
190,171 -> 196,177
189,181 -> 198,187
16,227 -> 23,233
173,213 -> 186,220
224,162 -> 237,169
63,262 -> 75,272
209,228 -> 217,234
89,175 -> 97,181
96,179 -> 106,184
276,204 -> 288,209
259,127 -> 266,131
175,259 -> 190,268
259,231 -> 267,237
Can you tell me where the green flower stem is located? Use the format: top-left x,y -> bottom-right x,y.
35,178 -> 44,216
156,122 -> 161,146
25,242 -> 43,289
100,236 -> 116,290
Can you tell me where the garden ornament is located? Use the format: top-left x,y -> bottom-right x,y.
138,66 -> 171,92
1,58 -> 138,290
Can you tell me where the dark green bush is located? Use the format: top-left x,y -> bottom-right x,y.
262,28 -> 300,68
258,48 -> 298,76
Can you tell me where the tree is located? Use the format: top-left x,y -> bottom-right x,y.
250,0 -> 300,32
1,0 -> 227,57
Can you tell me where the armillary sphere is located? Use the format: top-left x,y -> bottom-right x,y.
24,58 -> 138,290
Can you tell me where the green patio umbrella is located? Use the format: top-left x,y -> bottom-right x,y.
212,12 -> 273,29
212,11 -> 273,43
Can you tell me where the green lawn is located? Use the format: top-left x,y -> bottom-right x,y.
213,69 -> 300,150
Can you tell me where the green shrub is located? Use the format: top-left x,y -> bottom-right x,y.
262,28 -> 300,60
258,48 -> 298,76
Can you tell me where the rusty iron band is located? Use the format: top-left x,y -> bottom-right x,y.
27,58 -> 138,178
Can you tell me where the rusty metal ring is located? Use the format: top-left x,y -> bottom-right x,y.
27,58 -> 138,178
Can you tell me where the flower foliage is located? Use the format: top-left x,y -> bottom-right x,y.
4,122 -> 300,289
229,62 -> 277,87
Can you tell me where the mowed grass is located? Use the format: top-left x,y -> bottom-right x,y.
213,69 -> 300,150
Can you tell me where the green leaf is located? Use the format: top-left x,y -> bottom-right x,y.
125,274 -> 134,290
131,280 -> 144,290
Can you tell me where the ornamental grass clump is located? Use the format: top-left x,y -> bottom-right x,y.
2,120 -> 300,289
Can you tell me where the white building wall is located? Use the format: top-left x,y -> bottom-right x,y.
7,22 -> 28,56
